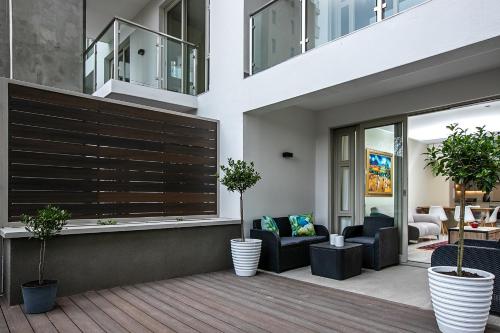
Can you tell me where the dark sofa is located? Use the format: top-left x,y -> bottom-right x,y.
250,217 -> 329,273
342,216 -> 399,270
431,239 -> 500,315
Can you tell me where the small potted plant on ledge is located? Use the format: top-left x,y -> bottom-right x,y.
20,205 -> 70,314
219,158 -> 262,277
425,124 -> 499,333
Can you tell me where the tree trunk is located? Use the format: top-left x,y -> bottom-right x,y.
457,183 -> 466,276
39,239 -> 46,285
240,192 -> 245,242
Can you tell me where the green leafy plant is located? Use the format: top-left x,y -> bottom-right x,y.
97,219 -> 117,225
425,124 -> 499,276
21,206 -> 70,285
219,158 -> 262,242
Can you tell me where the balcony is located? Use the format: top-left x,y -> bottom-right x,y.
84,17 -> 199,98
249,0 -> 427,75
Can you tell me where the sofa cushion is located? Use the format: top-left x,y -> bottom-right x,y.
261,216 -> 279,236
274,217 -> 293,237
280,236 -> 328,247
411,222 -> 440,238
289,215 -> 316,236
346,237 -> 376,245
280,237 -> 307,247
303,235 -> 328,244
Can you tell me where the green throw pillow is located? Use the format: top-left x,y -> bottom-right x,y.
289,214 -> 316,237
261,216 -> 279,236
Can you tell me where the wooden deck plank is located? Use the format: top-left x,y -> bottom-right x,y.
0,303 -> 11,333
122,285 -> 224,333
56,297 -> 105,333
0,300 -> 34,333
24,314 -> 57,333
69,294 -> 129,333
84,291 -> 152,333
46,307 -> 81,333
143,282 -> 269,333
165,278 -> 312,333
108,287 -> 196,333
205,271 -> 437,333
191,273 -> 374,333
183,275 -> 343,333
3,271 -> 500,333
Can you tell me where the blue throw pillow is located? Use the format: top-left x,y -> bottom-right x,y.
261,216 -> 279,236
289,214 -> 316,236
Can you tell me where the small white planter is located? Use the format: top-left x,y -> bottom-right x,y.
428,266 -> 495,333
230,238 -> 262,277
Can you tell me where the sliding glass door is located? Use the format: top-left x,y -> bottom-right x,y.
332,117 -> 408,260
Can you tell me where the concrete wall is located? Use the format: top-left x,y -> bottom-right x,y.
0,0 -> 9,78
11,0 -> 83,92
243,107 -> 316,231
5,224 -> 239,305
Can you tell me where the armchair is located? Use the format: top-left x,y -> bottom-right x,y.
408,214 -> 441,243
342,216 -> 399,270
250,217 -> 329,273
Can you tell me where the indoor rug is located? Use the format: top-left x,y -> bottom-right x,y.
417,241 -> 449,251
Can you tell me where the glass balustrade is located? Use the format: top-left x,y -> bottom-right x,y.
84,18 -> 198,96
250,0 -> 427,74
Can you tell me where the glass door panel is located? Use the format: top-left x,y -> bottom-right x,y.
332,127 -> 356,234
361,121 -> 405,256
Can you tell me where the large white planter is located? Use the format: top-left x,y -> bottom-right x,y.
230,238 -> 262,277
428,266 -> 495,333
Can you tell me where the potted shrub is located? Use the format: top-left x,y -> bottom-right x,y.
219,158 -> 262,276
425,124 -> 499,333
20,206 -> 70,314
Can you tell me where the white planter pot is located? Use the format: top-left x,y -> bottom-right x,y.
428,266 -> 495,333
230,238 -> 262,277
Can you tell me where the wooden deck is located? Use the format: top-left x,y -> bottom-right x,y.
1,270 -> 500,333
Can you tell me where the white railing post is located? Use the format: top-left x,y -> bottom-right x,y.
249,16 -> 254,75
113,19 -> 119,80
301,0 -> 307,53
192,47 -> 198,95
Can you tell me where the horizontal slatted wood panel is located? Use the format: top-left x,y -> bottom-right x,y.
8,84 -> 218,220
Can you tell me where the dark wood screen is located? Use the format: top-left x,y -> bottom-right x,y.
8,84 -> 218,220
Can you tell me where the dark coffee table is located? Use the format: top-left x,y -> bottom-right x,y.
310,242 -> 363,280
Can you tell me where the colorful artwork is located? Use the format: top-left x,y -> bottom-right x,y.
366,149 -> 393,196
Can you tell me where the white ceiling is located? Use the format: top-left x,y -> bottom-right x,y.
408,100 -> 500,143
86,0 -> 151,39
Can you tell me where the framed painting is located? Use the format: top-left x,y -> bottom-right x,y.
365,149 -> 393,197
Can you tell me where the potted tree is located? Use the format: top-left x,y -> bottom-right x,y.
20,205 -> 70,314
425,124 -> 499,333
219,158 -> 262,276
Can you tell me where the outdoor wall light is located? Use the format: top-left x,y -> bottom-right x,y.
138,49 -> 145,56
282,152 -> 293,159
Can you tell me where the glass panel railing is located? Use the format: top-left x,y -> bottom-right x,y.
384,0 -> 426,18
250,0 -> 428,74
83,22 -> 114,94
118,20 -> 160,89
251,0 -> 302,74
306,0 -> 376,50
83,18 -> 198,96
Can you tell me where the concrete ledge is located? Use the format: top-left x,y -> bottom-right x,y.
4,222 -> 240,305
1,217 -> 239,239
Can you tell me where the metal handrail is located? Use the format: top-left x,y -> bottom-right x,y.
84,16 -> 197,55
249,0 -> 280,17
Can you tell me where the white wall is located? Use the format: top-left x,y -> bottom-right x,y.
243,107 -> 316,232
407,138 -> 450,215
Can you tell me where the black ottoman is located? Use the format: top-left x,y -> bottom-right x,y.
310,242 -> 363,280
